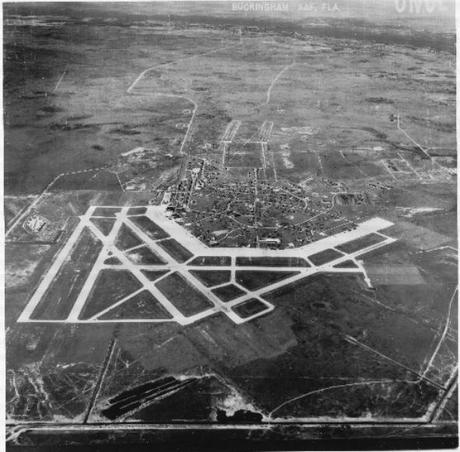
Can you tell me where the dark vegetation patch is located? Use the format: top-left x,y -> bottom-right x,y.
408,115 -> 456,133
49,122 -> 100,132
212,284 -> 246,302
156,272 -> 214,316
101,376 -> 196,420
104,256 -> 121,265
99,290 -> 173,320
130,376 -> 225,422
188,256 -> 231,266
308,249 -> 343,266
365,97 -> 394,104
236,271 -> 299,291
232,298 -> 269,319
129,215 -> 169,240
191,86 -> 208,92
236,257 -> 309,267
109,126 -> 141,135
334,193 -> 371,207
158,238 -> 193,263
125,246 -> 167,265
101,376 -> 226,422
141,270 -> 169,281
128,207 -> 147,215
333,260 -> 358,269
336,233 -> 385,254
359,126 -> 388,141
90,217 -> 115,236
92,207 -> 121,217
67,114 -> 93,121
189,270 -> 231,287
216,409 -> 263,423
79,269 -> 142,319
40,105 -> 64,113
3,43 -> 77,86
262,273 -> 438,374
115,224 -> 143,251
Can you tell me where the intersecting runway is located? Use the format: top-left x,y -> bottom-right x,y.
18,205 -> 396,325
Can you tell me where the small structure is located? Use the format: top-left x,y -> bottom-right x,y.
121,147 -> 145,157
23,214 -> 47,233
259,237 -> 281,245
162,191 -> 172,205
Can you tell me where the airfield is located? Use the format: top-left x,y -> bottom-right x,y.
3,2 -> 458,447
18,204 -> 395,325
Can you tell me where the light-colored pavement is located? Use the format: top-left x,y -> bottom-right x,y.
18,205 -> 395,325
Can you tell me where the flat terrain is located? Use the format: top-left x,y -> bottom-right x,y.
3,1 -> 457,447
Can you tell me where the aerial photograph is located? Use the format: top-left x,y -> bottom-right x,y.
3,0 -> 457,449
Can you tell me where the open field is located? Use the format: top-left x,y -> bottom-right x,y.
3,1 -> 457,447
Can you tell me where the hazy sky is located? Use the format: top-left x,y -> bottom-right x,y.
113,0 -> 456,27
4,0 -> 457,32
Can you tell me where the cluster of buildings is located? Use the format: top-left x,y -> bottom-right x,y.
161,155 -> 358,248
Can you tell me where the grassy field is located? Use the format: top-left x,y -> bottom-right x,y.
336,233 -> 385,254
236,270 -> 299,291
99,290 -> 173,320
115,224 -> 144,250
188,256 -> 231,266
129,216 -> 169,240
79,269 -> 143,319
308,248 -> 344,265
90,217 -> 116,236
158,238 -> 194,262
31,228 -> 103,320
236,257 -> 310,267
189,270 -> 231,287
232,298 -> 268,319
125,246 -> 167,265
212,284 -> 247,302
156,271 -> 214,316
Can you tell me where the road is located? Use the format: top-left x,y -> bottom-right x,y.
6,166 -> 107,238
396,114 -> 432,160
126,41 -> 242,94
53,64 -> 68,93
265,61 -> 296,105
419,286 -> 458,380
